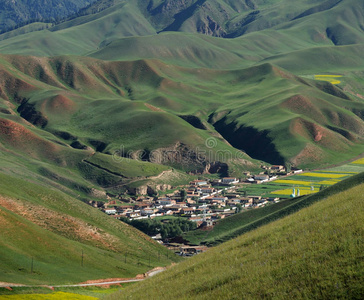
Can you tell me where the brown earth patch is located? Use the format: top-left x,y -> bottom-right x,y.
281,95 -> 326,123
145,103 -> 165,112
79,276 -> 145,286
325,110 -> 364,135
0,196 -> 121,252
291,117 -> 352,151
46,94 -> 77,115
0,118 -> 63,162
0,69 -> 37,100
149,96 -> 183,111
290,143 -> 325,166
273,67 -> 295,80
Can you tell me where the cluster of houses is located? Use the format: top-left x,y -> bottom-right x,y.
97,176 -> 281,228
245,165 -> 303,184
86,164 -> 305,255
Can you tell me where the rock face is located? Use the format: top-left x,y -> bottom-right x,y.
90,188 -> 107,199
203,162 -> 229,176
129,184 -> 173,196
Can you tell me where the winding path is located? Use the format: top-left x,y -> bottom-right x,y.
0,267 -> 166,289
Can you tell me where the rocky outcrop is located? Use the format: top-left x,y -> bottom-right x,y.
128,184 -> 173,196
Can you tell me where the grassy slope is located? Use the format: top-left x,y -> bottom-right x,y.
1,53 -> 364,173
106,172 -> 364,299
0,173 -> 180,285
184,197 -> 305,246
0,1 -> 363,173
0,0 -> 362,64
0,0 -> 94,32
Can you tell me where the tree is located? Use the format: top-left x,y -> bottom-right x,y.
180,189 -> 187,201
285,162 -> 292,173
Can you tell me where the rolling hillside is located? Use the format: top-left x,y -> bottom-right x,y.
0,173 -> 180,285
0,0 -> 97,33
1,0 -> 364,59
0,0 -> 363,293
1,54 -> 363,175
106,172 -> 364,299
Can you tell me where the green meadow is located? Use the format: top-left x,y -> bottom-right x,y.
0,173 -> 180,285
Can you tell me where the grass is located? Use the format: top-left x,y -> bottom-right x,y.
1,37 -> 364,174
86,153 -> 170,178
0,0 -> 363,297
0,173 -> 180,285
0,292 -> 97,299
106,173 -> 364,299
184,197 -> 305,246
184,170 -> 364,246
0,284 -> 137,299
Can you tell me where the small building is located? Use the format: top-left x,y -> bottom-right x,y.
126,212 -> 141,218
190,180 -> 208,186
271,165 -> 285,171
179,246 -> 208,256
248,196 -> 262,204
181,207 -> 196,215
104,208 -> 117,215
254,174 -> 269,181
222,177 -> 239,184
134,203 -> 152,210
158,199 -> 176,206
198,187 -> 216,194
141,208 -> 157,216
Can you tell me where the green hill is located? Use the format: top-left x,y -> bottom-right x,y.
0,0 -> 96,33
0,53 -> 363,178
1,0 -> 364,60
106,172 -> 364,299
0,173 -> 180,285
0,0 -> 363,294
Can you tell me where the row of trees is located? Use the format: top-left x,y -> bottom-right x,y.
121,217 -> 197,240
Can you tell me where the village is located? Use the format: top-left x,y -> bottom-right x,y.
88,164 -> 303,255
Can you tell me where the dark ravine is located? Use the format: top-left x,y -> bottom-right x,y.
212,117 -> 285,165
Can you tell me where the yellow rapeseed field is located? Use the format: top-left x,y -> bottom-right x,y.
273,187 -> 317,196
299,172 -> 347,178
0,292 -> 97,300
351,158 -> 364,164
318,180 -> 340,185
314,75 -> 342,85
274,180 -> 312,185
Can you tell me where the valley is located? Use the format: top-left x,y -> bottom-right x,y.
0,0 -> 363,298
